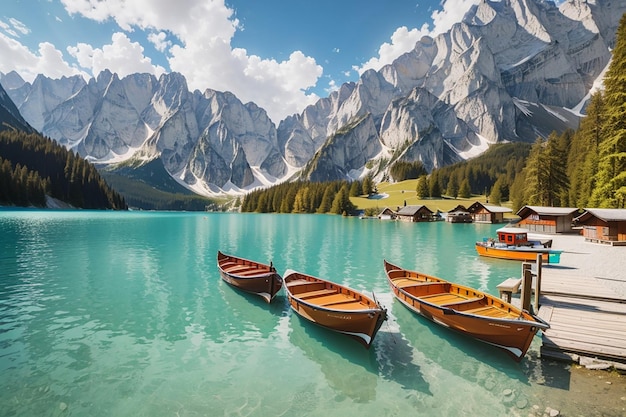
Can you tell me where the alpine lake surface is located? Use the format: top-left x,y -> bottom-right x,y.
1,210 -> 624,417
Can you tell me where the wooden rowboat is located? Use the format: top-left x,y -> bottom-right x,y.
217,251 -> 283,303
283,269 -> 387,349
383,260 -> 549,361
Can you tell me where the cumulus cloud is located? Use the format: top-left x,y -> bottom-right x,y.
431,0 -> 479,36
0,32 -> 87,81
4,0 -> 480,122
67,32 -> 166,78
147,31 -> 170,53
60,0 -> 322,121
354,25 -> 429,75
354,0 -> 479,75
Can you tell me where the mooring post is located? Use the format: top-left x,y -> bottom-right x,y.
535,253 -> 543,312
520,262 -> 532,312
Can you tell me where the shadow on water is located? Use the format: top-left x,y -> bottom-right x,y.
391,302 -> 532,386
372,329 -> 433,395
288,313 -> 432,402
212,280 -> 288,342
288,315 -> 380,402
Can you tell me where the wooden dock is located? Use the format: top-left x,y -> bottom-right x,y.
507,266 -> 626,368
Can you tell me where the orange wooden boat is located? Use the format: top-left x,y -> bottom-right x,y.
383,260 -> 549,361
217,251 -> 283,303
475,227 -> 561,263
283,269 -> 387,349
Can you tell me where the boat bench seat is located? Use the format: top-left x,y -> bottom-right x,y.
465,305 -> 511,318
440,296 -> 484,307
286,279 -> 311,287
394,278 -> 432,288
314,294 -> 355,306
419,293 -> 460,305
223,264 -> 252,273
237,268 -> 269,276
299,289 -> 338,299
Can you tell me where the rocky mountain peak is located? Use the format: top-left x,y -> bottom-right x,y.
1,0 -> 624,196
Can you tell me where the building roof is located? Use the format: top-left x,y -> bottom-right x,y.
468,201 -> 512,213
396,205 -> 433,216
575,208 -> 626,223
516,205 -> 579,217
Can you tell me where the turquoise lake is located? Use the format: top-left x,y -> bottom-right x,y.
0,210 -> 621,416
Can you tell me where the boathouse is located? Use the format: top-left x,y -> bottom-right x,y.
378,207 -> 396,220
396,205 -> 433,222
446,204 -> 473,223
516,206 -> 579,234
574,208 -> 626,245
467,202 -> 512,223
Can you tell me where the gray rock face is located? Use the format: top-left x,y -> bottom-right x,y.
1,0 -> 624,194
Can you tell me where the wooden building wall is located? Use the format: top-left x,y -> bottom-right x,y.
580,218 -> 626,242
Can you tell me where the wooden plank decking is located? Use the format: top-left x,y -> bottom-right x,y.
508,267 -> 626,367
537,294 -> 626,366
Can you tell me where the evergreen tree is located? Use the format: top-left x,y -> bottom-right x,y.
458,178 -> 471,199
489,175 -> 504,205
590,13 -> 626,207
446,174 -> 459,198
545,131 -> 570,206
416,175 -> 429,198
329,184 -> 355,215
565,92 -> 605,208
521,138 -> 549,205
349,180 -> 362,197
362,175 -> 374,196
429,172 -> 442,198
317,186 -> 334,213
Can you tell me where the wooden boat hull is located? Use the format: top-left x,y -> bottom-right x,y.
384,260 -> 549,361
284,269 -> 387,349
475,243 -> 558,263
217,251 -> 283,303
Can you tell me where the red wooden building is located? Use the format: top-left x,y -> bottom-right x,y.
574,208 -> 626,245
516,206 -> 579,234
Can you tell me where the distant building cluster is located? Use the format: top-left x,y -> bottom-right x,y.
375,202 -> 626,246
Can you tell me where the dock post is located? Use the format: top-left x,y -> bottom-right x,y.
535,253 -> 543,312
520,262 -> 533,312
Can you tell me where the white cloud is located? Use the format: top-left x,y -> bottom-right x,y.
0,17 -> 30,38
9,18 -> 30,36
60,0 -> 323,122
147,31 -> 170,53
4,0 -> 480,122
0,32 -> 87,81
355,25 -> 429,75
430,0 -> 479,36
354,0 -> 479,75
67,32 -> 166,78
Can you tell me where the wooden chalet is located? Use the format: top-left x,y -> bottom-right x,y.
395,205 -> 433,222
574,208 -> 626,245
516,206 -> 579,234
378,207 -> 396,220
467,202 -> 512,223
446,204 -> 473,223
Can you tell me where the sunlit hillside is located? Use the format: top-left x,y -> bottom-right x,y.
350,179 -> 500,214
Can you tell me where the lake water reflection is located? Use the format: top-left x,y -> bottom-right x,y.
0,210 -> 623,416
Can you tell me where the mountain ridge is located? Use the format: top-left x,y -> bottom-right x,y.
1,0 -> 624,197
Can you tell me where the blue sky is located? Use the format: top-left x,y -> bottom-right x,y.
0,0 -> 480,122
